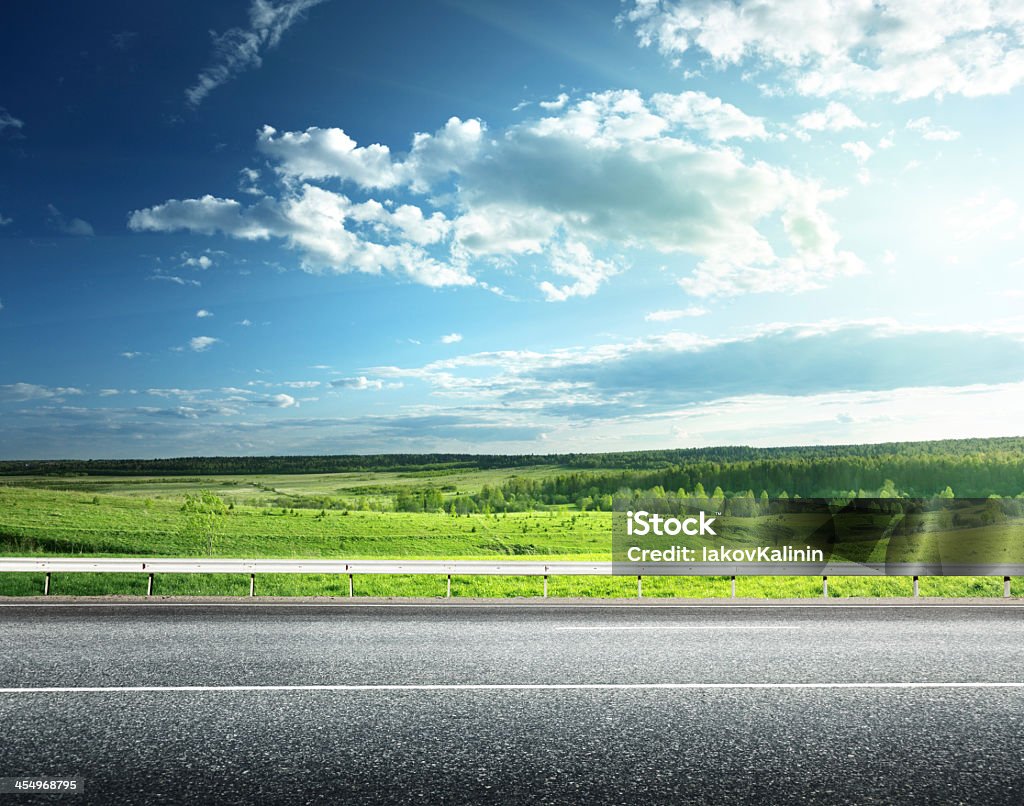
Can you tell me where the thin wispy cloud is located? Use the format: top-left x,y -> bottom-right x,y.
0,108 -> 23,133
151,274 -> 201,287
645,307 -> 708,322
46,204 -> 94,236
186,0 -> 329,107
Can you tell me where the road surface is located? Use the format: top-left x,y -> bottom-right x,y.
1,601 -> 1022,804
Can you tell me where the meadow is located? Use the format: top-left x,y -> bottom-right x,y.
0,471 -> 1016,599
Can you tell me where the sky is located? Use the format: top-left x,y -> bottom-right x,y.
1,0 -> 1024,459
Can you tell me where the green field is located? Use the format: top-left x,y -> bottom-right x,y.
0,476 -> 1018,598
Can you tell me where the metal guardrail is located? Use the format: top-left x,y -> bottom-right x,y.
0,558 -> 1018,598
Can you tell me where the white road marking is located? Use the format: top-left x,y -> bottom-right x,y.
0,602 -> 1020,609
0,683 -> 1022,694
555,625 -> 802,631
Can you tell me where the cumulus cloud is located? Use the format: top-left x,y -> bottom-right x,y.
196,309 -> 214,318
0,213 -> 11,226
183,254 -> 214,269
452,90 -> 860,296
331,376 -> 385,390
186,0 -> 328,107
842,141 -> 874,163
538,93 -> 570,110
538,241 -> 618,301
796,102 -> 867,132
189,336 -> 219,352
129,186 -> 474,288
440,333 -> 463,344
623,0 -> 1024,100
269,393 -> 297,408
46,204 -> 94,236
906,116 -> 961,141
651,90 -> 767,140
130,89 -> 859,298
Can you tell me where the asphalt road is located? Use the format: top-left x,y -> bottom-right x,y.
1,602 -> 1023,804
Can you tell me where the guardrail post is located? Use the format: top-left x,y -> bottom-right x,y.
637,575 -> 642,599
1005,576 -> 1012,599
822,575 -> 828,599
348,573 -> 354,598
731,575 -> 736,599
543,574 -> 548,598
147,573 -> 154,597
43,572 -> 50,596
913,575 -> 919,598
249,573 -> 255,597
446,574 -> 451,599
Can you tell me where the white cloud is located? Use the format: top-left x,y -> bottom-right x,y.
841,140 -> 874,163
455,91 -> 860,296
183,254 -> 214,269
46,204 -> 94,236
0,213 -> 11,226
151,274 -> 202,287
440,332 -> 463,344
239,167 -> 263,195
796,102 -> 867,132
0,108 -> 23,133
270,393 -> 297,408
332,376 -> 385,390
539,93 -> 570,110
98,389 -> 120,397
237,319 -> 253,326
257,116 -> 484,192
121,351 -> 142,359
130,186 -> 475,288
645,306 -> 709,321
130,89 -> 860,298
196,309 -> 214,318
624,0 -> 1024,100
189,336 -> 219,352
0,383 -> 83,402
906,116 -> 961,141
538,241 -> 618,301
651,90 -> 767,140
944,192 -> 1023,242
186,0 -> 328,107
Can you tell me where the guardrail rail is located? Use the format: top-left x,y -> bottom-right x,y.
1,558 -> 1020,598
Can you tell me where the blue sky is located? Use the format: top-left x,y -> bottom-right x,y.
2,0 -> 1024,458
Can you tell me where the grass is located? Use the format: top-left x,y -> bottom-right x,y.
0,482 -> 1020,599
